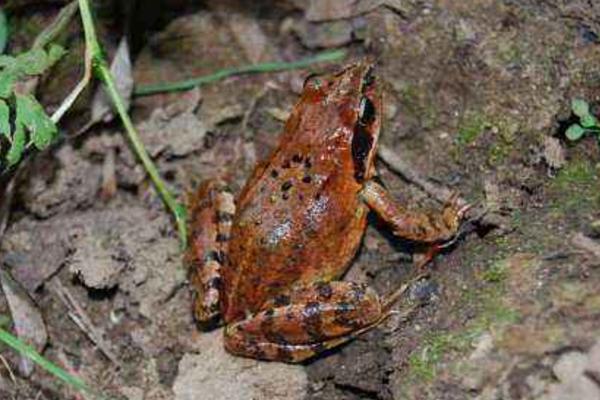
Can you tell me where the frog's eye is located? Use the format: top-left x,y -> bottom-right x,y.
358,96 -> 376,126
303,73 -> 322,89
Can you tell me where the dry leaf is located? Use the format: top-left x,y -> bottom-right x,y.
0,270 -> 48,377
88,37 -> 133,126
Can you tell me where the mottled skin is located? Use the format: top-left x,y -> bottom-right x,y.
188,62 -> 467,362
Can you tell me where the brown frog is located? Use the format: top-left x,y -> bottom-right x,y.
187,61 -> 468,362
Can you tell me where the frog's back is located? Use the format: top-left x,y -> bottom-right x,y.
220,61 -> 381,322
221,135 -> 368,321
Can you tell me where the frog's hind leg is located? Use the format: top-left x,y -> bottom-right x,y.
187,179 -> 235,324
223,281 -> 393,362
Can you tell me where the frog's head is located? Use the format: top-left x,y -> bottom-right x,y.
294,61 -> 382,182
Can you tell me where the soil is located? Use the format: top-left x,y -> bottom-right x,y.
1,1 -> 600,399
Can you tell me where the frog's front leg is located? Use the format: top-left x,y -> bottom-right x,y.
187,179 -> 235,323
223,281 -> 388,362
360,180 -> 469,243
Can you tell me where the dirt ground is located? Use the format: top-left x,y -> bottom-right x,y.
1,0 -> 600,399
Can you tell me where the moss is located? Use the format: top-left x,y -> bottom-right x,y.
482,261 -> 507,283
408,331 -> 471,381
552,160 -> 598,190
456,112 -> 486,145
406,280 -> 519,383
487,142 -> 511,165
398,82 -> 439,129
496,40 -> 524,67
550,160 -> 600,214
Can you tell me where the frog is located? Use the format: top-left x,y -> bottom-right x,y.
187,61 -> 469,362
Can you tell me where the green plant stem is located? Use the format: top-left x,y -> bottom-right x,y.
32,1 -> 78,49
78,0 -> 187,248
134,49 -> 347,96
0,327 -> 99,398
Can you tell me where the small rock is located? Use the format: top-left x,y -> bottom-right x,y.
293,19 -> 356,49
69,234 -> 127,289
20,145 -> 101,218
1,222 -> 70,293
470,333 -> 494,361
303,0 -> 385,22
138,109 -> 207,159
586,340 -> 600,375
585,220 -> 600,239
542,136 -> 565,170
173,330 -> 307,400
553,351 -> 588,381
541,350 -> 600,400
409,278 -> 439,303
120,386 -> 144,400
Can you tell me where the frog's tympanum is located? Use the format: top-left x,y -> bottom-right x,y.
187,62 -> 468,362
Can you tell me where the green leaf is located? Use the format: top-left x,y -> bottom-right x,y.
0,68 -> 16,98
0,328 -> 98,399
0,54 -> 15,68
0,8 -> 8,55
580,114 -> 598,129
46,43 -> 66,66
6,121 -> 25,166
566,124 -> 585,141
572,98 -> 590,118
15,93 -> 57,150
16,48 -> 48,75
0,99 -> 9,137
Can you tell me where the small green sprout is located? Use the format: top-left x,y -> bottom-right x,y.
565,98 -> 600,144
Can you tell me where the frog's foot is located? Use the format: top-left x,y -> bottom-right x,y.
361,180 -> 470,243
223,281 -> 387,363
187,179 -> 235,324
441,191 -> 473,234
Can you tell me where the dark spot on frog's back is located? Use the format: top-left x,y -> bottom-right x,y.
216,233 -> 230,242
216,211 -> 234,223
281,181 -> 293,191
274,294 -> 291,306
205,250 -> 225,264
316,282 -> 333,300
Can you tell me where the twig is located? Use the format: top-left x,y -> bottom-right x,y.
51,42 -> 91,124
377,145 -> 464,206
39,2 -> 85,125
571,232 -> 600,260
32,1 -> 79,50
77,0 -> 188,247
134,49 -> 347,96
377,145 -> 498,230
0,353 -> 17,384
48,279 -> 120,367
54,349 -> 93,400
241,84 -> 271,138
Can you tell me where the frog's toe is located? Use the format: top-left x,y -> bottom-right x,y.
457,202 -> 473,219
